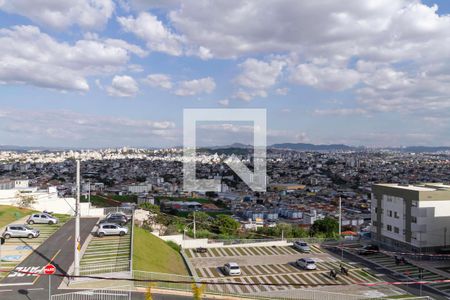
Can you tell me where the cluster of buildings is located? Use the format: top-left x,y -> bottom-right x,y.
2,147 -> 450,251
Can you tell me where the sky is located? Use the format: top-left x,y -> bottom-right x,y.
1,0 -> 450,148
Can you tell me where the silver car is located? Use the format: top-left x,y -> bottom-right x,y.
96,223 -> 128,237
27,213 -> 59,225
3,225 -> 40,239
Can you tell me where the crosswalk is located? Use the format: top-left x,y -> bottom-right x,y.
186,244 -> 323,258
201,269 -> 379,295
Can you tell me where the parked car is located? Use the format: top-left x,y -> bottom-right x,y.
357,244 -> 380,255
293,241 -> 310,253
195,247 -> 207,253
3,225 -> 40,239
99,214 -> 128,226
96,223 -> 128,237
296,258 -> 317,270
105,212 -> 130,222
223,262 -> 241,276
27,213 -> 59,225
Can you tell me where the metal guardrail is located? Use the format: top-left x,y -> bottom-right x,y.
79,262 -> 130,276
51,289 -> 132,300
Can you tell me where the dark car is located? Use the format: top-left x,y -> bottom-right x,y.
195,247 -> 207,253
99,214 -> 128,226
357,244 -> 379,255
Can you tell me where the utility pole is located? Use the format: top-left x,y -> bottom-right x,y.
88,180 -> 91,207
339,197 -> 343,260
445,227 -> 447,248
281,229 -> 284,241
338,197 -> 342,236
193,210 -> 196,239
74,160 -> 81,277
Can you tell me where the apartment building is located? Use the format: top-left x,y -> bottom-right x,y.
372,183 -> 450,252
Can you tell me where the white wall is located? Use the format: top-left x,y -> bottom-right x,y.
152,232 -> 291,249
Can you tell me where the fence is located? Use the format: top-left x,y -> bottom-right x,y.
208,237 -> 345,246
79,262 -> 131,276
51,289 -> 131,300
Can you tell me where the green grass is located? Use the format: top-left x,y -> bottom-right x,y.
81,195 -> 113,207
0,205 -> 35,228
133,226 -> 189,275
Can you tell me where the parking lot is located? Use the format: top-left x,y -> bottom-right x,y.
79,223 -> 132,275
0,214 -> 71,280
186,244 -> 382,296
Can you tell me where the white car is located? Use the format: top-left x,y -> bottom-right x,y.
293,241 -> 311,253
96,223 -> 128,237
296,258 -> 317,270
223,262 -> 241,276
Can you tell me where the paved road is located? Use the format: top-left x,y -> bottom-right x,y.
326,246 -> 449,300
0,217 -> 98,300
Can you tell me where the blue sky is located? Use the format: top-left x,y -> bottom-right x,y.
0,0 -> 450,148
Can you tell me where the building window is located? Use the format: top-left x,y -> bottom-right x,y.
412,216 -> 417,223
394,211 -> 399,219
394,227 -> 399,234
403,229 -> 406,235
388,210 -> 392,217
387,224 -> 392,231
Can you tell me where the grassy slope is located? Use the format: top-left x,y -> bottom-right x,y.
133,226 -> 189,275
0,205 -> 34,228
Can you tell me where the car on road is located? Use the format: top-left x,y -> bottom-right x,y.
27,213 -> 59,225
223,262 -> 241,276
195,247 -> 207,253
356,244 -> 380,255
96,223 -> 129,237
2,225 -> 40,239
296,258 -> 317,270
99,214 -> 129,226
293,241 -> 311,253
105,212 -> 130,222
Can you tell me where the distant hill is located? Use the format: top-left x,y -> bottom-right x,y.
397,146 -> 450,153
270,143 -> 356,151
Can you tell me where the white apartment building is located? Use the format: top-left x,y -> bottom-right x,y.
372,183 -> 450,252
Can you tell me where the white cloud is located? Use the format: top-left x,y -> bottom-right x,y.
313,108 -> 368,116
118,12 -> 183,56
174,77 -> 216,96
0,25 -> 141,92
236,58 -> 285,90
0,108 -> 177,147
234,89 -> 267,102
106,75 -> 139,97
218,99 -> 229,106
275,87 -> 289,95
0,0 -> 115,30
143,74 -> 173,89
290,63 -> 360,91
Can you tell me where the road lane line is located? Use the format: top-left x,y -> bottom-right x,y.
67,236 -> 72,241
0,289 -> 13,292
50,249 -> 62,262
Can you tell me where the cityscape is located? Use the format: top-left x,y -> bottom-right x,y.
1,1 -> 450,300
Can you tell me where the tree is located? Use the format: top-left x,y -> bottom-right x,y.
16,192 -> 36,209
187,211 -> 210,231
311,217 -> 339,238
213,214 -> 240,236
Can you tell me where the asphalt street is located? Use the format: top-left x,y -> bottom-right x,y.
0,217 -> 98,300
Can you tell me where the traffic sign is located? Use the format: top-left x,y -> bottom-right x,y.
43,264 -> 56,275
